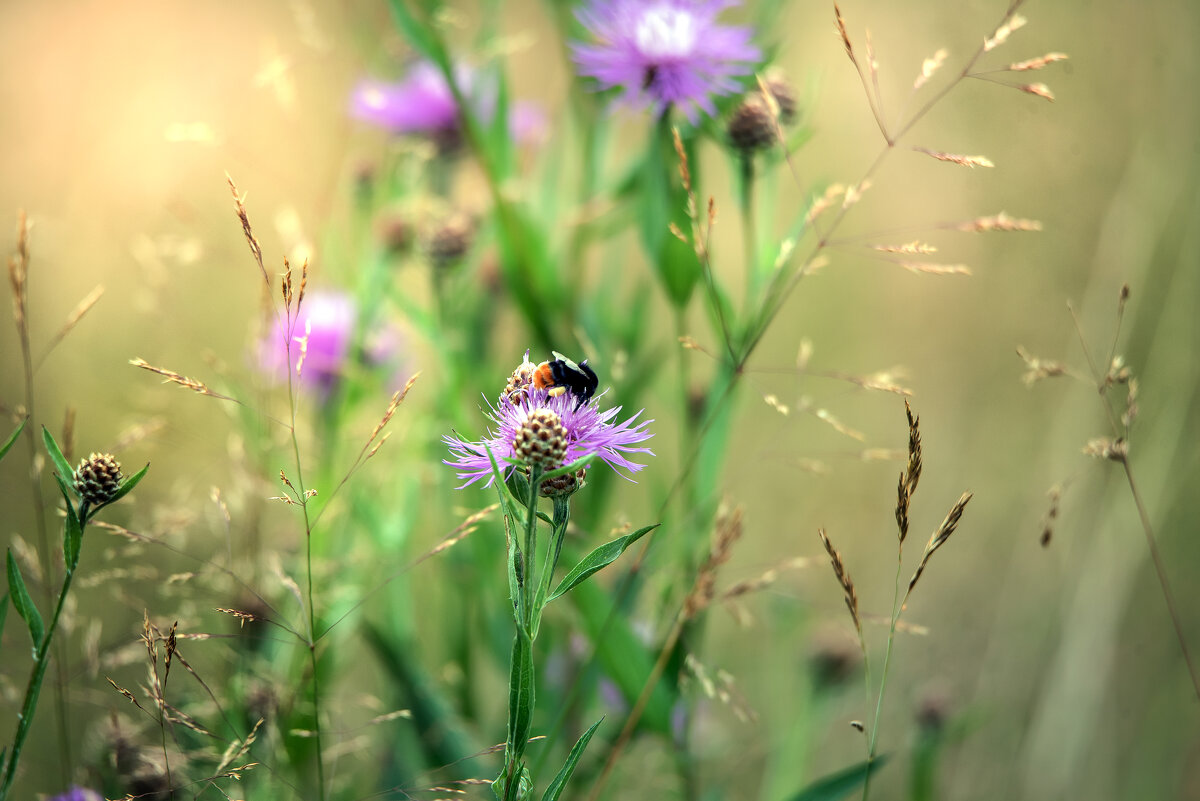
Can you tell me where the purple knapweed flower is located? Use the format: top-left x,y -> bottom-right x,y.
351,61 -> 545,151
259,290 -> 405,399
571,0 -> 760,121
444,355 -> 654,490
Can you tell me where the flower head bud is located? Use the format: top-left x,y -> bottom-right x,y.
763,71 -> 798,125
73,453 -> 122,506
538,466 -> 587,497
501,351 -> 539,405
427,213 -> 474,269
376,210 -> 413,254
727,96 -> 776,153
513,408 -> 568,469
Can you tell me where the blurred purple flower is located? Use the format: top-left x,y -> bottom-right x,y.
259,290 -> 404,398
49,789 -> 101,801
571,0 -> 760,121
444,371 -> 654,489
351,61 -> 545,148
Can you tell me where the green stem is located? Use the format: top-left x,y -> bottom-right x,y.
0,561 -> 78,800
862,553 -> 905,801
739,153 -> 758,319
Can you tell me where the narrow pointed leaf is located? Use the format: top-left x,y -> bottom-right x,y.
548,524 -> 659,601
0,418 -> 26,463
7,549 -> 44,652
0,594 -> 8,643
96,462 -> 150,509
42,425 -> 74,485
540,717 -> 603,801
507,629 -> 535,760
785,755 -> 890,801
58,481 -> 83,572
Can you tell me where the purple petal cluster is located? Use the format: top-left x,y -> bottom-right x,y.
445,388 -> 654,489
571,0 -> 760,121
351,61 -> 545,145
258,290 -> 404,397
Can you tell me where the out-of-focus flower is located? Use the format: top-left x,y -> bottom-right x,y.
259,290 -> 406,398
351,61 -> 546,153
444,353 -> 654,489
49,789 -> 102,801
571,0 -> 760,121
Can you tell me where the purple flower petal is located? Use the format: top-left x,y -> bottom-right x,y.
571,0 -> 761,121
445,384 -> 654,490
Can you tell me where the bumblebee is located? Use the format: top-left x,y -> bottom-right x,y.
533,352 -> 599,409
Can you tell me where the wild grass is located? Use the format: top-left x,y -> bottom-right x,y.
1,2 -> 1196,801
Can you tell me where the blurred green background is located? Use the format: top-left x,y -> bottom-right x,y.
2,1 -> 1199,799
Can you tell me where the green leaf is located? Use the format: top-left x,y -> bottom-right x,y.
785,755 -> 890,801
540,717 -> 603,801
385,0 -> 440,64
7,549 -> 44,653
42,425 -> 74,486
540,454 -> 594,484
548,524 -> 659,602
96,462 -> 150,510
58,480 -> 83,573
506,629 -> 535,761
0,592 -> 8,643
0,418 -> 26,463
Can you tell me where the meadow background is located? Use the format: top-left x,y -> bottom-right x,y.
1,0 -> 1199,799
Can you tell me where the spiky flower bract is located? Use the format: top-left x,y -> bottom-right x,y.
571,0 -> 761,121
444,387 -> 654,489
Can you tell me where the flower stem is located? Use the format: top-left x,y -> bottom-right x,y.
0,558 -> 79,800
862,552 -> 905,801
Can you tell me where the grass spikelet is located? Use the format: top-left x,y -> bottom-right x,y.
1083,437 -> 1128,462
226,173 -> 267,284
873,241 -> 937,255
1016,346 -> 1068,384
1018,82 -> 1055,101
984,13 -> 1027,52
1039,484 -> 1061,547
906,492 -> 973,597
899,261 -> 971,276
895,399 -> 922,545
914,48 -> 948,90
129,358 -> 235,401
8,210 -> 29,333
1009,52 -> 1069,71
817,528 -> 861,636
913,147 -> 994,168
685,505 -> 744,620
843,180 -> 872,208
952,211 -> 1043,232
834,3 -> 854,61
39,285 -> 105,365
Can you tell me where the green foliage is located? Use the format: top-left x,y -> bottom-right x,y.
548,523 -> 658,601
0,419 -> 24,464
540,717 -> 603,801
5,549 -> 43,655
785,756 -> 890,801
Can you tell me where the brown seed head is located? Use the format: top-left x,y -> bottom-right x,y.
762,72 -> 798,124
513,408 -> 568,469
427,213 -> 474,269
728,96 -> 776,153
74,452 -> 123,506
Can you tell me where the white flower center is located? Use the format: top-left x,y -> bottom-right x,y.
634,6 -> 697,60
